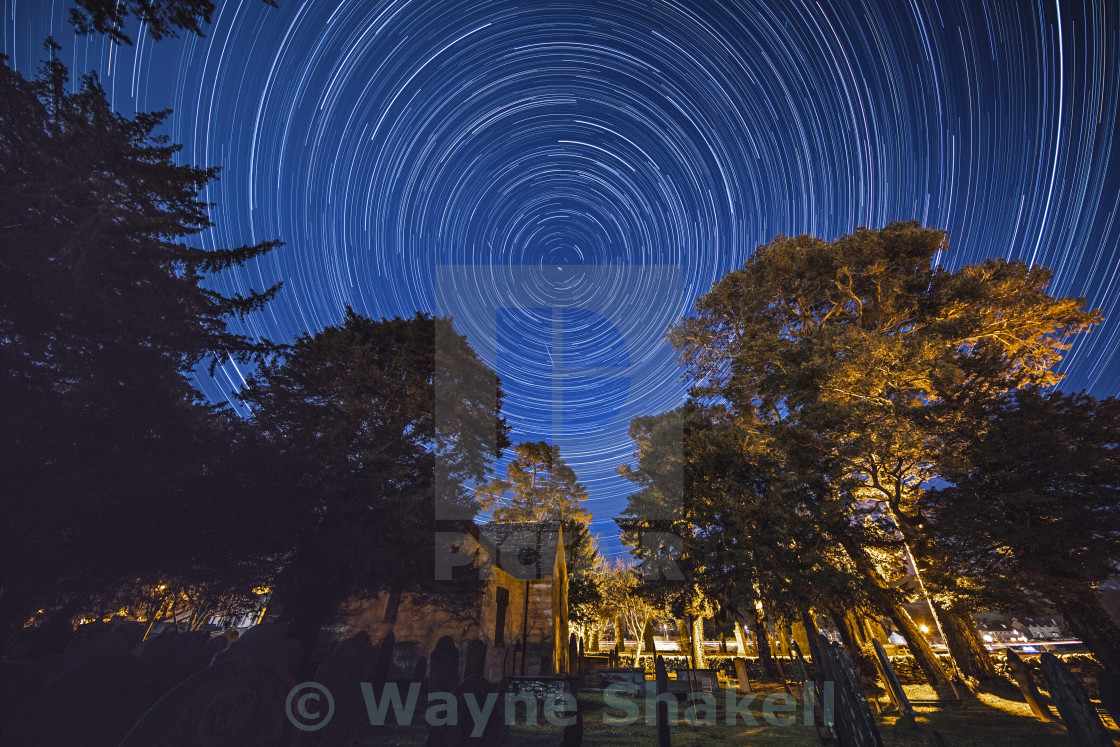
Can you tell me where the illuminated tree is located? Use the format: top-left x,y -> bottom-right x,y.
669,222 -> 1100,692
476,441 -> 592,526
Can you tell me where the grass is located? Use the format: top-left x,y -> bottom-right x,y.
353,679 -> 1120,746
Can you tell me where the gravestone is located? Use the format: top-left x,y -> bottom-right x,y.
371,631 -> 396,686
300,632 -> 375,747
595,668 -> 645,686
463,639 -> 487,681
430,636 -> 460,693
569,633 -> 579,677
1039,653 -> 1113,747
654,656 -> 671,747
120,656 -> 295,746
114,620 -> 147,650
733,657 -> 752,693
424,674 -> 508,747
816,636 -> 883,747
1005,649 -> 1053,721
872,639 -> 915,728
560,694 -> 583,747
413,655 -> 428,683
671,668 -> 719,693
65,629 -> 130,659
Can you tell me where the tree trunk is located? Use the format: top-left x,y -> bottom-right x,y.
801,609 -> 822,663
836,535 -> 963,699
828,604 -> 882,696
775,617 -> 793,657
614,614 -> 625,651
643,619 -> 657,659
691,616 -> 707,668
745,609 -> 780,680
1055,587 -> 1120,677
677,618 -> 691,662
880,592 -> 961,699
932,600 -> 998,682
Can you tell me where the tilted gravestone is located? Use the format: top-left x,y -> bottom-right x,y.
137,630 -> 213,697
733,656 -> 752,693
120,655 -> 295,746
424,674 -> 509,747
1005,649 -> 1053,721
371,631 -> 396,687
430,636 -> 460,694
816,635 -> 883,747
1039,653 -> 1114,747
872,639 -> 915,728
299,632 -> 375,747
216,623 -> 302,677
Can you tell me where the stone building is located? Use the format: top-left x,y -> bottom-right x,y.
338,521 -> 568,682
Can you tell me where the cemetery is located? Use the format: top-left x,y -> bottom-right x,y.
1,518 -> 1118,744
3,12 -> 1120,743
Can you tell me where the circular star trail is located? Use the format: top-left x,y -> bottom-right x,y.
8,0 -> 1119,556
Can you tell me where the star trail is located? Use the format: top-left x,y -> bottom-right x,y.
7,0 -> 1119,557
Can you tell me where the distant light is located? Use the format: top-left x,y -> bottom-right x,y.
919,624 -> 930,634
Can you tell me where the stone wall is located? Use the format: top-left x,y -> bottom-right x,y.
338,564 -> 556,681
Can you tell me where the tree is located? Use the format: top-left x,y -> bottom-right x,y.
476,441 -> 593,526
619,404 -> 876,680
0,48 -> 285,643
240,310 -> 509,651
926,389 -> 1120,675
599,561 -> 668,666
668,222 -> 1100,692
69,0 -> 276,45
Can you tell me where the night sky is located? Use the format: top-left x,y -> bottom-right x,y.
7,0 -> 1119,560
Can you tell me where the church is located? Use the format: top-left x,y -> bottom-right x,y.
336,521 -> 571,682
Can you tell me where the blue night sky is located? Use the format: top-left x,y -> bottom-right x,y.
7,0 -> 1119,560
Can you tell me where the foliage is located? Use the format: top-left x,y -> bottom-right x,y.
240,310 -> 509,643
667,221 -> 1100,589
565,521 -> 606,627
599,560 -> 669,662
69,0 -> 276,45
618,404 -> 874,625
0,49 -> 286,640
476,441 -> 593,526
926,389 -> 1120,605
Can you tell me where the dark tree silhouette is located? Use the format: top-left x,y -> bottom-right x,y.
927,389 -> 1120,676
70,0 -> 276,45
0,47 -> 286,645
240,309 -> 510,653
